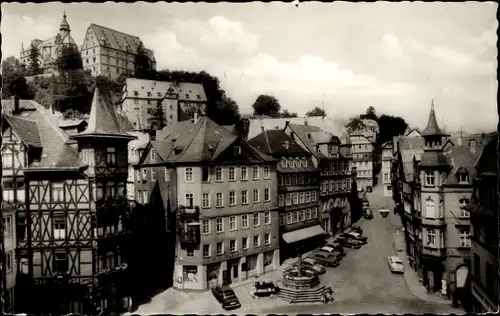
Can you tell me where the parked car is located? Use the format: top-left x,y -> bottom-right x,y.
387,256 -> 405,274
324,242 -> 345,254
211,286 -> 241,310
251,281 -> 279,297
297,258 -> 326,274
351,225 -> 363,234
364,208 -> 374,219
308,252 -> 340,267
342,232 -> 368,243
336,237 -> 362,249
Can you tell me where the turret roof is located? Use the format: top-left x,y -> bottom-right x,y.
421,101 -> 449,137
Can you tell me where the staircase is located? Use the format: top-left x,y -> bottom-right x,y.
232,285 -> 255,310
276,284 -> 333,304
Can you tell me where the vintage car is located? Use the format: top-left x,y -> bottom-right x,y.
324,242 -> 346,254
211,286 -> 241,310
295,258 -> 326,275
308,251 -> 341,267
387,256 -> 405,274
351,225 -> 363,234
336,237 -> 362,249
341,232 -> 368,244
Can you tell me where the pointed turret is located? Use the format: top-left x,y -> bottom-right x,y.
418,100 -> 450,168
71,88 -> 136,141
21,41 -> 24,53
60,11 -> 70,32
421,100 -> 448,137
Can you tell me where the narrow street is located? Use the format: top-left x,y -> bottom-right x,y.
257,181 -> 461,314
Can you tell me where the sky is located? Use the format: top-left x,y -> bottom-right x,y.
2,2 -> 498,132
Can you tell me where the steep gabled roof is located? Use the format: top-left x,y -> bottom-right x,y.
421,102 -> 448,137
287,123 -> 328,159
4,115 -> 42,147
443,144 -> 485,185
248,129 -> 309,156
475,132 -> 498,175
71,88 -> 136,140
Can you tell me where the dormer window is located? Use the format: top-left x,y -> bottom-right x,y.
303,158 -> 308,168
133,91 -> 139,96
459,198 -> 470,209
234,146 -> 242,155
281,158 -> 287,168
457,172 -> 469,184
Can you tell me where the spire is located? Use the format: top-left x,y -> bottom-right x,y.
421,100 -> 448,137
60,11 -> 70,32
21,41 -> 24,52
71,88 -> 136,140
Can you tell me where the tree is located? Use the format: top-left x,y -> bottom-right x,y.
252,94 -> 281,117
377,114 -> 409,144
360,106 -> 378,121
1,56 -> 33,99
28,45 -> 42,75
305,106 -> 327,117
345,117 -> 367,134
279,109 -> 298,118
134,42 -> 153,79
57,45 -> 83,72
150,99 -> 167,130
213,95 -> 240,125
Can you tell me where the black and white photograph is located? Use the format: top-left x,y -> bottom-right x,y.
0,2 -> 498,315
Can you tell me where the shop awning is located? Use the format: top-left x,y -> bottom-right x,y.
282,225 -> 326,244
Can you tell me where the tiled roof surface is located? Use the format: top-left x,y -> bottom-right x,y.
248,129 -> 309,156
124,78 -> 207,102
4,115 -> 42,147
222,125 -> 236,134
88,24 -> 155,61
421,104 -> 448,137
247,116 -> 347,141
419,151 -> 450,168
287,123 -> 327,159
476,132 -> 498,175
74,88 -> 135,139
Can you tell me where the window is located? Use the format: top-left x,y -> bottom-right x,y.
2,149 -> 12,168
264,188 -> 270,202
242,237 -> 249,249
105,182 -> 117,199
425,171 -> 435,186
426,229 -> 436,246
241,166 -> 248,180
228,166 -> 236,181
278,194 -> 284,206
263,166 -> 270,179
216,218 -> 224,233
312,207 -> 318,218
299,192 -> 305,204
164,168 -> 170,181
53,215 -> 66,240
264,211 -> 271,224
151,168 -> 156,181
305,191 -> 311,203
52,182 -> 64,202
229,216 -> 237,231
254,235 -> 261,247
2,189 -> 14,203
279,213 -> 285,225
142,168 -> 147,181
230,240 -> 237,252
216,242 -> 224,255
241,190 -> 248,204
459,198 -> 470,209
306,209 -> 312,220
202,167 -> 210,182
252,166 -> 259,180
216,192 -> 223,207
253,213 -> 260,226
215,167 -> 223,181
202,193 -> 210,208
185,193 -> 194,207
6,253 -> 12,273
264,233 -> 271,245
425,197 -> 436,218
285,175 -> 291,185
312,191 -> 317,201
53,251 -> 69,273
150,149 -> 156,162
106,147 -> 116,165
292,193 -> 299,205
186,249 -> 194,257
253,189 -> 260,203
293,211 -> 299,223
202,219 -> 210,234
143,190 -> 148,203
292,175 -> 297,185
459,229 -> 471,247
279,176 -> 284,186
285,194 -> 292,206
299,210 -> 305,221
203,245 -> 211,257
286,212 -> 293,224
229,191 -> 236,206
241,215 -> 249,228
3,216 -> 12,236
311,176 -> 317,183
185,168 -> 194,182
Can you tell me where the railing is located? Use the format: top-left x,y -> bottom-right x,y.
422,246 -> 446,258
179,206 -> 200,219
471,279 -> 499,312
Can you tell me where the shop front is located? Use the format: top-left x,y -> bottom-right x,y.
281,225 -> 327,261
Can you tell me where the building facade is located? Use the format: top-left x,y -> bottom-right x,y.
350,134 -> 374,191
121,78 -> 207,130
381,141 -> 394,197
20,13 -> 78,75
283,122 -> 352,237
248,130 -> 323,263
468,134 -> 498,313
135,117 -> 280,290
2,203 -> 18,312
80,24 -> 156,79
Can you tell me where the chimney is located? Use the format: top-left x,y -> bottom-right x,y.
304,120 -> 308,126
261,126 -> 265,133
469,140 -> 476,154
285,121 -> 290,127
457,126 -> 463,146
12,95 -> 20,114
193,112 -> 198,123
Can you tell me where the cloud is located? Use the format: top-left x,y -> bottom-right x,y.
382,33 -> 406,60
200,16 -> 259,53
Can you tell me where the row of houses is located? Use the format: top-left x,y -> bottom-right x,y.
1,89 -> 361,313
390,103 -> 498,312
20,13 -> 156,79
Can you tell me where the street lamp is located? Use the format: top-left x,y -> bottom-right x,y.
379,208 -> 390,218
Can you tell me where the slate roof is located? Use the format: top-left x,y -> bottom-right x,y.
421,103 -> 448,137
152,117 -> 274,164
87,24 -> 155,61
222,125 -> 236,134
248,129 -> 309,156
287,123 -> 327,159
72,88 -> 136,140
475,132 -> 498,176
444,145 -> 484,184
4,115 -> 42,147
124,78 -> 207,102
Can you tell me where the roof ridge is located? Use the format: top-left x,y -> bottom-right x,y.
31,101 -> 69,142
264,130 -> 272,153
89,23 -> 141,39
